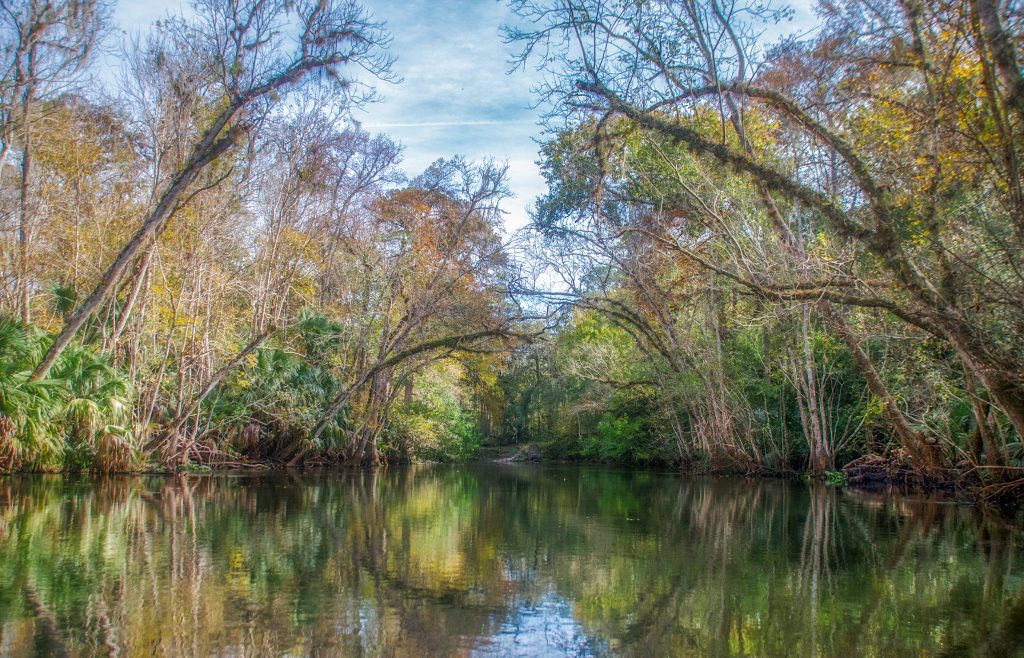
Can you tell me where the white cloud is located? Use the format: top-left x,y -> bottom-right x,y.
110,0 -> 823,234
351,0 -> 545,230
362,120 -> 534,128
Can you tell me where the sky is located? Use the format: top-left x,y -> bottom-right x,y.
353,0 -> 543,232
112,0 -> 819,233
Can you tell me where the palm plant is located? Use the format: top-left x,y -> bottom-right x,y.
0,319 -> 63,469
204,316 -> 351,461
0,317 -> 136,471
51,347 -> 135,471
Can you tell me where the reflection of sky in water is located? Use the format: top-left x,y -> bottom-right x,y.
472,591 -> 606,658
1,466 -> 1022,656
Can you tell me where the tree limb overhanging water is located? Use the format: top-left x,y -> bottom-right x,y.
0,0 -> 1021,505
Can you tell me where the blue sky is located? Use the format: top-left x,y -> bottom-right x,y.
113,0 -> 819,232
352,0 -> 543,231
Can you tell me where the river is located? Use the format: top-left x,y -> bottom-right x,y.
0,464 -> 1022,656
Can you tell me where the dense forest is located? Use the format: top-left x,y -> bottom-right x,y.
0,0 -> 1022,501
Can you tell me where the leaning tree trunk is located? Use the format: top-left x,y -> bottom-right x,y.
950,331 -> 1024,444
162,330 -> 272,443
29,122 -> 244,382
820,303 -> 945,471
964,368 -> 1006,469
292,328 -> 520,465
725,104 -> 938,471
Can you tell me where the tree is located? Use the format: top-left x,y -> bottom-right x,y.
0,0 -> 108,323
509,0 -> 1024,470
294,158 -> 526,465
29,0 -> 393,381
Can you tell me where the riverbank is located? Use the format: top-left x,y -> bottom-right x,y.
4,439 -> 1022,509
470,442 -> 1024,509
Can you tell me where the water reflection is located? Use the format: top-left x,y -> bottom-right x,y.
0,466 -> 1022,657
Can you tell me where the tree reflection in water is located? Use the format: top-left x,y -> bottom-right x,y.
0,465 -> 1022,657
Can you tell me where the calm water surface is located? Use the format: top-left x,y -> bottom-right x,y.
0,464 -> 1022,657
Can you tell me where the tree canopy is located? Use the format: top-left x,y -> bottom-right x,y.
0,0 -> 1021,500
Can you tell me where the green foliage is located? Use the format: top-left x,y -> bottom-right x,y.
385,364 -> 482,462
205,319 -> 350,460
506,107 -> 1012,476
50,284 -> 77,321
506,0 -> 1024,484
498,311 -> 676,465
825,470 -> 847,485
179,463 -> 212,474
585,412 -> 646,462
388,399 -> 481,462
0,316 -> 136,472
